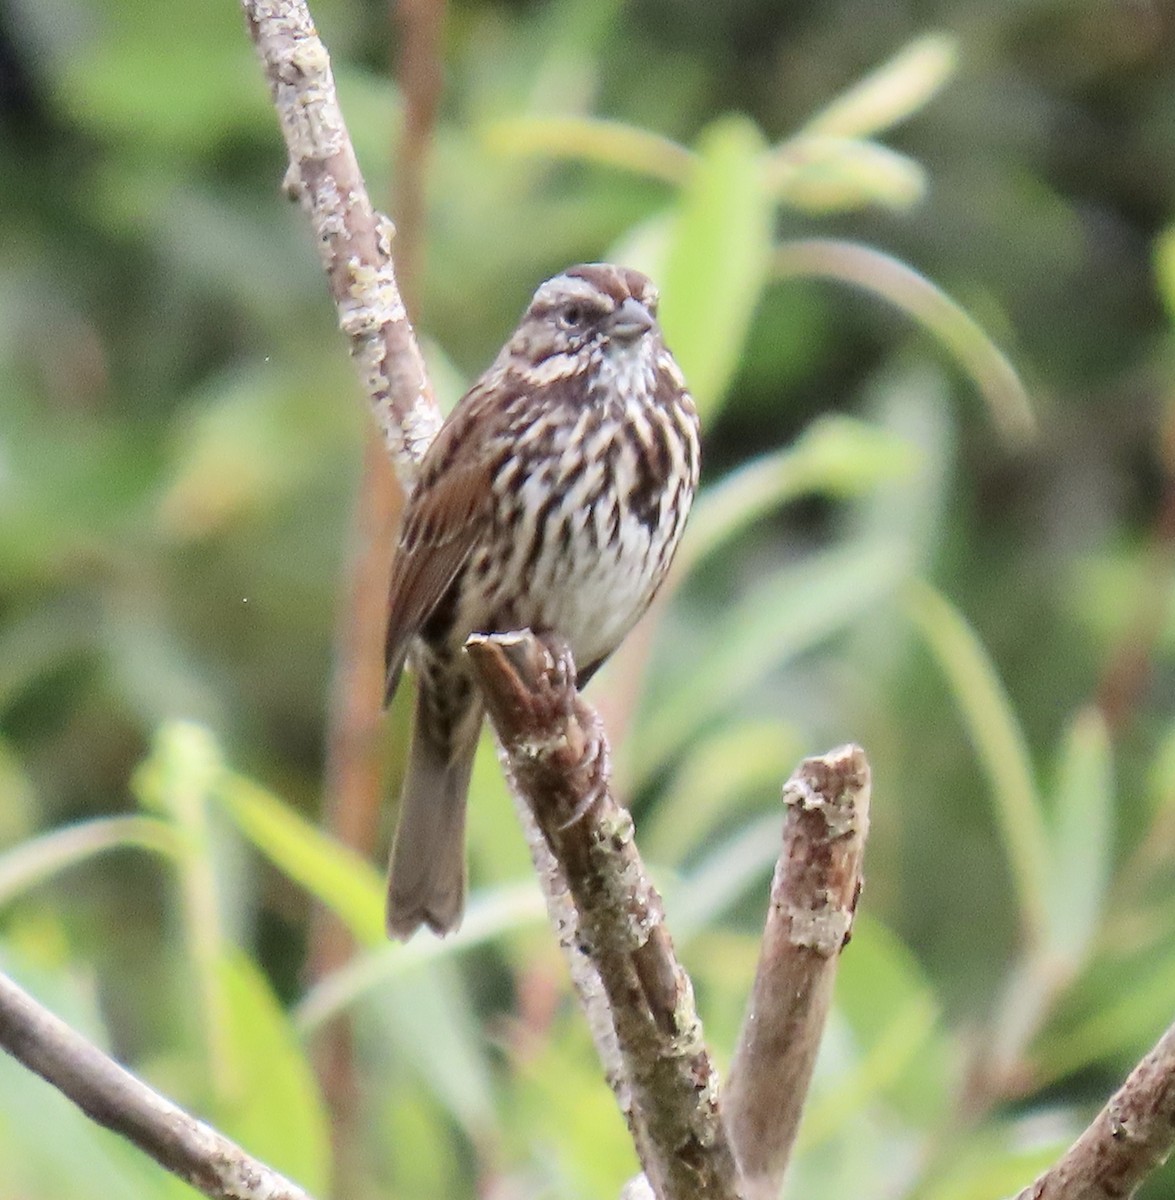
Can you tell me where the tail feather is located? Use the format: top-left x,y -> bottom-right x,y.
386,693 -> 481,939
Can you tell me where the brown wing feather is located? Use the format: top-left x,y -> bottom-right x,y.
383,381 -> 508,701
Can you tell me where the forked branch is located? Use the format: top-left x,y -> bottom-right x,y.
466,631 -> 744,1200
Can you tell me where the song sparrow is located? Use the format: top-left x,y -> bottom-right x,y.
384,263 -> 700,939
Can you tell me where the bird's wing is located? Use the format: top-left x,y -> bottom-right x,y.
383,384 -> 504,702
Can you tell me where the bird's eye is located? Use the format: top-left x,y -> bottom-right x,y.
559,304 -> 585,329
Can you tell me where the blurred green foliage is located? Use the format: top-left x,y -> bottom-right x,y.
3,0 -> 1175,1197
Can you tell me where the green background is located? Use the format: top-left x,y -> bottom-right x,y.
2,0 -> 1174,1197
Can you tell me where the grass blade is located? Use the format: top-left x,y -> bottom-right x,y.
906,582 -> 1050,946
774,238 -> 1035,445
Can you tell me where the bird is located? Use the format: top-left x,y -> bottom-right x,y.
384,262 -> 700,939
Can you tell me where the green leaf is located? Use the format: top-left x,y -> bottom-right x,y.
801,33 -> 959,140
919,1124 -> 1065,1200
132,723 -> 233,1090
670,814 -> 786,941
383,1090 -> 464,1200
642,721 -> 803,865
774,239 -> 1035,446
361,963 -> 497,1139
808,916 -> 947,1135
216,773 -> 386,948
768,136 -> 926,213
905,582 -> 1050,947
294,881 -> 547,1033
1155,224 -> 1175,326
214,951 -> 330,1196
637,538 -> 907,784
483,116 -> 693,184
1033,949 -> 1175,1084
0,738 -> 35,846
332,67 -> 404,179
659,115 -> 773,418
838,367 -> 956,640
606,210 -> 674,281
58,6 -> 269,152
805,1003 -> 940,1153
0,818 -> 181,909
131,721 -> 226,821
158,365 -> 334,540
506,1011 -> 634,1197
680,415 -> 918,575
1044,707 -> 1113,968
1146,716 -> 1175,817
466,730 -> 542,887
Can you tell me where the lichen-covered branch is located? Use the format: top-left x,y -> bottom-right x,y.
0,970 -> 316,1200
466,631 -> 744,1200
724,746 -> 870,1200
506,790 -> 630,1112
1013,1020 -> 1175,1200
240,0 -> 440,480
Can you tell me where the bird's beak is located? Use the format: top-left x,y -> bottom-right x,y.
607,297 -> 655,343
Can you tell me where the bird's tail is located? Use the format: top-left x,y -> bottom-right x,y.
386,690 -> 481,939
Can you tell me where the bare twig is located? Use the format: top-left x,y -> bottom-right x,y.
1013,1020 -> 1175,1200
0,970 -> 316,1200
241,0 -> 441,479
465,631 -> 744,1200
724,745 -> 870,1200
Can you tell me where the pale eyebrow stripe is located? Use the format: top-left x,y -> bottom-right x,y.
531,276 -> 617,311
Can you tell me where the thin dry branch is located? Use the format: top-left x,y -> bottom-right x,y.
0,970 -> 315,1200
724,746 -> 870,1199
241,0 -> 440,479
1014,1020 -> 1175,1200
466,630 -> 744,1200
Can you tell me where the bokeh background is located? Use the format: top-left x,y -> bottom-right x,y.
3,0 -> 1175,1197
